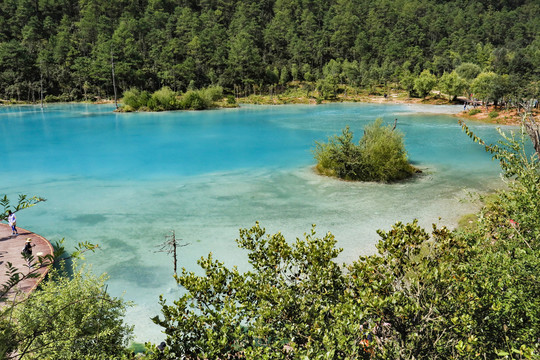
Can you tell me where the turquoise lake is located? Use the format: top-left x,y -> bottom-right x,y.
1,103 -> 509,342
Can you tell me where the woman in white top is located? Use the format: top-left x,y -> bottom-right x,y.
8,210 -> 18,235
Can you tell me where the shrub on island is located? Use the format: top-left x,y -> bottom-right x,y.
119,86 -> 225,111
179,90 -> 208,110
148,86 -> 178,111
122,88 -> 151,110
313,119 -> 416,182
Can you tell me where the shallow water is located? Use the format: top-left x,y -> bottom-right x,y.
0,103 -> 508,342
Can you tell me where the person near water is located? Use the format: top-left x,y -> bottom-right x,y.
22,238 -> 33,256
8,210 -> 18,235
22,238 -> 34,267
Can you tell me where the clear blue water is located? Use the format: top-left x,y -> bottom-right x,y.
1,103 -> 509,342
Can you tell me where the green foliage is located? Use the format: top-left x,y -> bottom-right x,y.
461,120 -> 540,242
200,85 -> 224,103
458,121 -> 540,357
44,94 -> 70,103
455,62 -> 482,81
359,119 -> 416,182
7,265 -> 133,359
1,195 -> 121,359
316,77 -> 338,100
400,71 -> 417,97
314,126 -> 361,179
279,65 -> 289,85
122,88 -> 150,110
414,70 -> 437,99
291,64 -> 299,81
471,72 -> 499,104
227,95 -> 236,105
313,119 -> 415,182
1,194 -> 45,222
438,71 -> 467,101
147,87 -> 178,111
121,86 -> 225,111
180,90 -> 210,110
0,0 -> 540,102
149,119 -> 540,359
0,0 -> 537,103
301,64 -> 313,82
152,222 -> 360,359
468,108 -> 481,115
489,110 -> 499,119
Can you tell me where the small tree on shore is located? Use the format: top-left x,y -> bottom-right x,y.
471,72 -> 498,108
414,70 -> 437,99
438,71 -> 467,101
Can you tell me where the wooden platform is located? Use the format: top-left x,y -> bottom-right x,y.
0,223 -> 54,302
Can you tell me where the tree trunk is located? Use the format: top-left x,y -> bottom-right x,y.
111,52 -> 118,109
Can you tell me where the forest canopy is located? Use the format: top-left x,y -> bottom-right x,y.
0,0 -> 538,102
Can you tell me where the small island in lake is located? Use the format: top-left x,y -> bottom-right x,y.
313,119 -> 417,182
117,85 -> 238,112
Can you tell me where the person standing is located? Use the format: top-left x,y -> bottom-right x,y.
8,210 -> 18,235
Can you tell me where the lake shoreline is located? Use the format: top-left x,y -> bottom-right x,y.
2,93 -> 530,125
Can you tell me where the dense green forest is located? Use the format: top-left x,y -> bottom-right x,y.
0,0 -> 539,102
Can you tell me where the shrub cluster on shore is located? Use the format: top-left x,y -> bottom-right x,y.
119,86 -> 234,112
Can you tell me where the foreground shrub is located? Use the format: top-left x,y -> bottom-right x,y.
313,119 -> 415,182
149,122 -> 540,359
5,265 -> 133,359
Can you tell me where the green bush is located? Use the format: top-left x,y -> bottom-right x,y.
122,88 -> 150,110
44,94 -> 60,103
313,119 -> 415,182
8,265 -> 133,359
360,119 -> 416,181
201,85 -> 223,103
468,108 -> 481,115
316,78 -> 337,100
121,86 -> 229,112
489,110 -> 499,119
227,95 -> 236,104
121,104 -> 135,112
180,90 -> 210,110
147,86 -> 178,111
44,94 -> 70,103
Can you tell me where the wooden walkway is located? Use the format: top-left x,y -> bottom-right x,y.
0,223 -> 54,301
